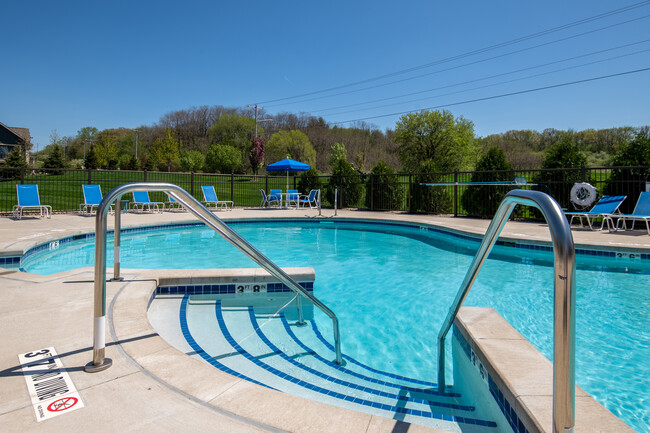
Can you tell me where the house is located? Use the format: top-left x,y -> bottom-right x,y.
0,121 -> 31,160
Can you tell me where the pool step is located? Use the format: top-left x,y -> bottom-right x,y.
180,296 -> 500,432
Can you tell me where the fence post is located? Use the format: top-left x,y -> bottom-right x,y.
408,174 -> 412,213
454,170 -> 458,217
231,172 -> 234,201
370,174 -> 374,210
265,175 -> 268,193
143,169 -> 147,182
20,166 -> 25,184
88,168 -> 92,184
190,171 -> 195,196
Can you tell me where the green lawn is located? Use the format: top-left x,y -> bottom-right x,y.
0,169 -> 326,213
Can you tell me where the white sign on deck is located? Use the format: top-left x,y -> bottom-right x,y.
18,347 -> 84,422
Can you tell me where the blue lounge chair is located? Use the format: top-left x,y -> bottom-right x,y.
287,189 -> 300,208
299,189 -> 320,209
130,191 -> 163,213
164,195 -> 185,212
13,184 -> 52,220
79,184 -> 113,216
565,195 -> 626,230
201,185 -> 233,210
614,192 -> 650,235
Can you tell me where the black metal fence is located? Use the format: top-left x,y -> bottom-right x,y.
1,166 -> 648,220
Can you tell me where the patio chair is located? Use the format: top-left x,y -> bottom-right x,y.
269,189 -> 282,207
259,189 -> 280,208
79,184 -> 113,216
299,189 -> 320,209
164,195 -> 185,212
130,191 -> 163,213
13,184 -> 52,220
614,191 -> 650,235
201,185 -> 233,210
287,189 -> 300,208
565,195 -> 626,231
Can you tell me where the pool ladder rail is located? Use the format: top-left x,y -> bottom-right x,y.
437,189 -> 576,433
85,182 -> 343,374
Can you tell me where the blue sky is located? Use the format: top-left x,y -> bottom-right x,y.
2,0 -> 649,149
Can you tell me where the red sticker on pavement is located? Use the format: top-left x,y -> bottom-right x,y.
47,397 -> 79,412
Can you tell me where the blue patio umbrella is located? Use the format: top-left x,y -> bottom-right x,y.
265,157 -> 310,191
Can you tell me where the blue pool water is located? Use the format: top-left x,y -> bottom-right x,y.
20,220 -> 650,432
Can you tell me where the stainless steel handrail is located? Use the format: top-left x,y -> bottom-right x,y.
436,189 -> 575,433
85,183 -> 343,374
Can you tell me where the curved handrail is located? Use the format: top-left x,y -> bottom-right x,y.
86,183 -> 342,374
437,189 -> 575,433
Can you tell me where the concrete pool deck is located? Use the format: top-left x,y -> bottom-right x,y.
0,207 -> 645,432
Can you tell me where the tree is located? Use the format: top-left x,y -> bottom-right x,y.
4,145 -> 29,168
0,145 -> 29,179
43,145 -> 66,174
179,150 -> 205,172
205,144 -> 242,173
479,130 -> 542,169
329,142 -> 347,169
151,128 -> 180,172
298,168 -> 322,194
461,147 -> 513,218
395,109 -> 476,172
325,158 -> 362,208
410,160 -> 453,214
68,126 -> 99,164
536,133 -> 588,209
93,130 -> 121,169
125,154 -> 141,171
365,160 -> 402,210
159,105 -> 223,152
604,128 -> 650,213
85,144 -> 99,169
265,130 -> 316,166
249,136 -> 266,175
208,114 -> 257,151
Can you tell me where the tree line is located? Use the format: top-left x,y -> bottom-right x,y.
3,105 -> 648,180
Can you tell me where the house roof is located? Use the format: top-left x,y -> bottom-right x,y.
9,127 -> 30,142
0,122 -> 30,145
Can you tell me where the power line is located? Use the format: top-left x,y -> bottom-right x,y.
327,48 -> 650,117
255,1 -> 650,105
310,39 -> 650,115
330,67 -> 650,125
266,13 -> 650,108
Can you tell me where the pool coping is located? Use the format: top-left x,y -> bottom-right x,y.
6,216 -> 650,270
454,308 -> 635,433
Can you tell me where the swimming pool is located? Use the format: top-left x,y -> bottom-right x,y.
19,219 -> 650,432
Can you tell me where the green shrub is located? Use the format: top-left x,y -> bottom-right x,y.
411,160 -> 452,214
365,160 -> 402,210
461,147 -> 512,218
604,129 -> 650,213
298,168 -> 322,194
325,159 -> 362,207
535,133 -> 588,208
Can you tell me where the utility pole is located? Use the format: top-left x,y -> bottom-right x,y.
248,104 -> 263,137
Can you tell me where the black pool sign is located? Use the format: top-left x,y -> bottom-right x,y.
18,347 -> 84,422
